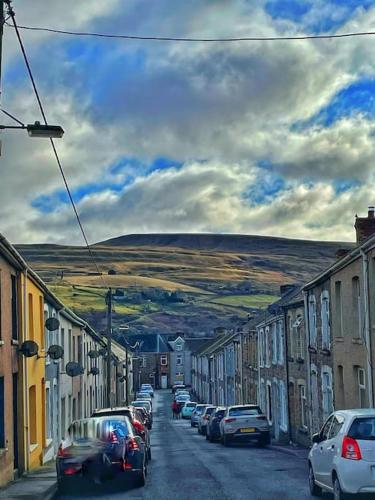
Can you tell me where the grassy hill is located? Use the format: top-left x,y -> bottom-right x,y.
16,233 -> 353,337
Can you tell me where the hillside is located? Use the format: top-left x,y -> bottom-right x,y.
16,233 -> 353,337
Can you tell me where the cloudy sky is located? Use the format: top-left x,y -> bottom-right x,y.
2,0 -> 375,244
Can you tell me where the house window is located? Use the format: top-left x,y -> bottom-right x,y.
299,384 -> 307,429
335,281 -> 343,337
29,385 -> 37,445
321,290 -> 330,350
259,329 -> 264,367
279,381 -> 288,432
322,366 -> 333,421
177,354 -> 183,366
11,275 -> 18,340
141,356 -> 147,368
61,328 -> 65,367
272,323 -> 277,364
277,320 -> 284,364
28,293 -> 34,341
265,327 -> 270,367
352,277 -> 361,338
358,368 -> 366,408
160,355 -> 167,366
46,386 -> 51,439
294,315 -> 304,360
175,342 -> 183,351
308,295 -> 317,347
288,316 -> 294,359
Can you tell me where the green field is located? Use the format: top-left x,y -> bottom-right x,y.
206,294 -> 278,309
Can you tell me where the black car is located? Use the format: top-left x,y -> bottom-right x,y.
56,416 -> 147,492
206,407 -> 226,442
92,407 -> 151,461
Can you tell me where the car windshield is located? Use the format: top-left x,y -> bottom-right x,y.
228,406 -> 261,417
177,395 -> 190,400
185,403 -> 196,408
195,406 -> 207,414
132,401 -> 151,410
348,417 -> 375,440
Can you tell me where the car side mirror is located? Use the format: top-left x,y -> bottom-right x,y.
312,433 -> 321,444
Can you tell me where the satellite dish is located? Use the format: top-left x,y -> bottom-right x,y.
66,362 -> 84,377
45,317 -> 60,331
90,367 -> 99,376
19,340 -> 39,358
119,376 -> 126,383
88,350 -> 99,358
47,344 -> 64,360
98,348 -> 107,357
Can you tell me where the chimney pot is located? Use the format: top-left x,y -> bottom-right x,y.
369,206 -> 375,218
354,207 -> 375,245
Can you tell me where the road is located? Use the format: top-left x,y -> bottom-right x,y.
56,390 -> 316,500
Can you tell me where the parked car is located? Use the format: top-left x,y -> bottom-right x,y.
91,407 -> 151,461
140,384 -> 154,398
219,405 -> 270,446
175,394 -> 191,409
56,416 -> 147,492
206,407 -> 226,442
136,392 -> 153,406
198,406 -> 216,435
181,402 -> 197,419
308,409 -> 375,498
191,404 -> 209,427
130,401 -> 153,426
172,383 -> 186,394
174,390 -> 190,400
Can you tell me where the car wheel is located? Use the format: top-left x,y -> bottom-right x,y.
135,461 -> 147,487
308,464 -> 322,497
333,476 -> 348,500
147,447 -> 152,461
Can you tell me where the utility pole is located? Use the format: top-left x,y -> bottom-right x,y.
106,288 -> 112,407
125,349 -> 129,405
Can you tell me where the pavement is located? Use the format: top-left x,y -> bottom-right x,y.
0,461 -> 57,500
55,390 -> 315,500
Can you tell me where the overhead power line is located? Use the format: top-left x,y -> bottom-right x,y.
5,21 -> 375,42
5,2 -> 108,289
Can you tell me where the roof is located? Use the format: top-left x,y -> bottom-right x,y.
184,338 -> 214,353
122,333 -> 172,353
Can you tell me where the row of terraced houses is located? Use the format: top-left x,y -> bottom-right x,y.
0,234 -> 133,488
192,208 -> 375,447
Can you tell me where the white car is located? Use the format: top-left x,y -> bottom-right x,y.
141,384 -> 154,397
219,405 -> 270,446
308,409 -> 375,499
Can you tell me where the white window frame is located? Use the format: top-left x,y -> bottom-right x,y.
265,327 -> 270,367
299,384 -> 307,429
160,355 -> 168,366
322,365 -> 333,421
272,323 -> 277,364
277,320 -> 284,365
279,380 -> 288,432
321,290 -> 330,350
294,315 -> 304,360
259,329 -> 264,368
288,315 -> 294,359
358,367 -> 366,408
176,354 -> 183,366
308,295 -> 317,347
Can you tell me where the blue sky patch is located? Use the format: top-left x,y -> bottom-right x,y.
244,169 -> 286,205
333,178 -> 361,194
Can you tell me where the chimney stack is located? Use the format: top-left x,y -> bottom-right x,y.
354,206 -> 375,245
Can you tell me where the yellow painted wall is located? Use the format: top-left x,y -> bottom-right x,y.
21,275 -> 46,470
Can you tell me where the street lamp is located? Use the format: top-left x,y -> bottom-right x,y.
0,121 -> 64,138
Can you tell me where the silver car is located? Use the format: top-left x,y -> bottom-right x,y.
198,406 -> 216,435
309,409 -> 375,499
219,405 -> 270,446
191,404 -> 209,427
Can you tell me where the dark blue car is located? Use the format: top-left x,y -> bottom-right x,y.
206,407 -> 226,442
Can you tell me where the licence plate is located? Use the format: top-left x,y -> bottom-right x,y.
240,428 -> 255,433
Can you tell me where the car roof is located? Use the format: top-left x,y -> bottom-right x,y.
228,404 -> 260,409
93,406 -> 132,413
335,409 -> 375,417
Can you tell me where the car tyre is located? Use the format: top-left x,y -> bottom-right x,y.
147,447 -> 152,461
308,465 -> 322,497
333,476 -> 348,500
135,461 -> 147,487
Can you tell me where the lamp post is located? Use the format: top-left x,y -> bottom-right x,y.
0,121 -> 64,138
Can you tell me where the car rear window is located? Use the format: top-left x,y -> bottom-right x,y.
228,406 -> 261,417
92,410 -> 131,419
215,409 -> 225,417
70,419 -> 130,442
186,403 -> 196,407
205,407 -> 216,415
348,418 -> 375,440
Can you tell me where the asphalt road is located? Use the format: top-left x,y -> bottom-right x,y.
56,390 -> 317,500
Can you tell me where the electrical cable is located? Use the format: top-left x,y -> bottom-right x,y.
5,20 -> 375,42
1,108 -> 24,125
5,1 -> 108,290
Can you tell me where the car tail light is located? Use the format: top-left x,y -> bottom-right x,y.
128,437 -> 140,451
225,418 -> 236,423
109,431 -> 119,444
342,436 -> 362,460
133,420 -> 144,433
122,461 -> 133,471
57,444 -> 71,458
63,465 -> 81,475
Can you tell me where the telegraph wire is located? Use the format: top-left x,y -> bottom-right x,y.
5,21 -> 375,42
5,1 -> 109,290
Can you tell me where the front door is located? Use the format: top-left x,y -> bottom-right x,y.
12,374 -> 19,469
161,375 -> 168,389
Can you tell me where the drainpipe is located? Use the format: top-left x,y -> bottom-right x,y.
283,307 -> 292,444
304,291 -> 314,436
360,249 -> 374,407
22,268 -> 29,472
240,333 -> 244,404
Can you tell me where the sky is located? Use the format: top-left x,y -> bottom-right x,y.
2,0 -> 375,244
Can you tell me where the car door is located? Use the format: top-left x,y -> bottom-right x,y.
311,415 -> 334,485
319,415 -> 345,488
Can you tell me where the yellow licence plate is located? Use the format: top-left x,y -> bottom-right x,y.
240,428 -> 255,433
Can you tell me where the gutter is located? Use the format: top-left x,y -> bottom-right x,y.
360,249 -> 374,407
